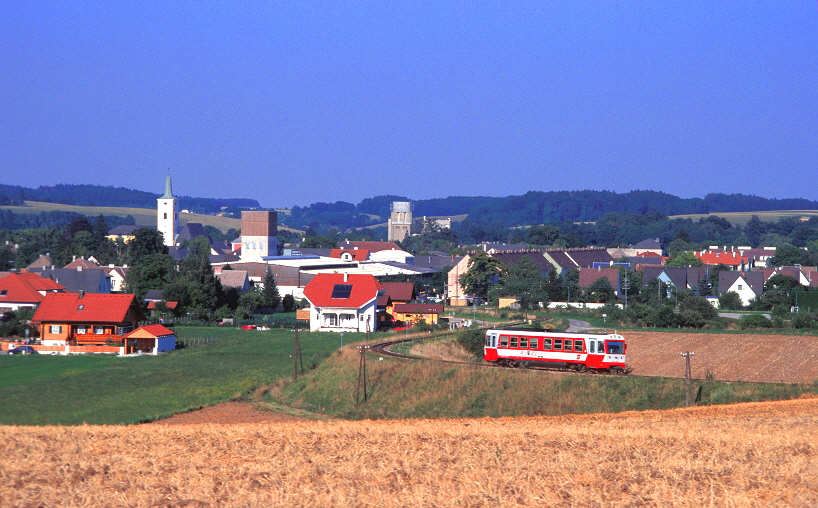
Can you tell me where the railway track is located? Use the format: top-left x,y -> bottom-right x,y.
369,335 -> 631,375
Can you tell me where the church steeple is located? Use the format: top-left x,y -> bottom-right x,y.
161,171 -> 174,199
157,171 -> 178,247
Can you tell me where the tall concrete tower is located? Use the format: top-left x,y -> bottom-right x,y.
388,201 -> 413,243
157,172 -> 178,247
240,210 -> 278,261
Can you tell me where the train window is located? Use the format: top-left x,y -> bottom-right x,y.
510,337 -> 518,348
554,339 -> 562,350
574,340 -> 584,352
485,335 -> 490,347
500,336 -> 508,347
589,341 -> 595,353
607,341 -> 624,354
491,335 -> 497,348
520,337 -> 528,348
530,338 -> 538,349
543,339 -> 552,350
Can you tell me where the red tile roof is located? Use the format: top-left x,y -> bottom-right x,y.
695,251 -> 748,266
578,267 -> 620,289
32,293 -> 145,324
125,324 -> 175,339
393,303 -> 444,314
330,249 -> 370,261
380,282 -> 415,302
147,301 -> 179,310
0,273 -> 65,304
339,241 -> 402,253
303,273 -> 381,308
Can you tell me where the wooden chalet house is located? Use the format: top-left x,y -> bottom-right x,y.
32,292 -> 145,351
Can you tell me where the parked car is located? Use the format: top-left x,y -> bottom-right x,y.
8,346 -> 39,355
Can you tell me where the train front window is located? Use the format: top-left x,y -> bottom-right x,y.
606,341 -> 624,354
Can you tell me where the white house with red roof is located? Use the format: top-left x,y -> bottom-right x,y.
0,272 -> 65,311
302,273 -> 383,332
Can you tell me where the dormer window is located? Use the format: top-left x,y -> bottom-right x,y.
0,290 -> 6,297
78,304 -> 84,310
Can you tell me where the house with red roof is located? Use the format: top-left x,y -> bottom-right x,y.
578,267 -> 621,298
302,273 -> 383,332
124,324 -> 176,355
0,272 -> 65,312
330,248 -> 370,262
31,293 -> 145,347
695,250 -> 751,270
392,303 -> 444,326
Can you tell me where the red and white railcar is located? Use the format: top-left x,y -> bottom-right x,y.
483,328 -> 627,374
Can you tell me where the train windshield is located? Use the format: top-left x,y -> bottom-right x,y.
606,341 -> 625,354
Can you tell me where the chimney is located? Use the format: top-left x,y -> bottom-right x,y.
344,273 -> 348,282
77,266 -> 82,272
79,290 -> 84,299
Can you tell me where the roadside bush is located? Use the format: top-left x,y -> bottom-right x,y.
678,310 -> 705,329
599,304 -> 625,323
717,291 -> 743,311
625,303 -> 657,327
791,313 -> 816,329
739,314 -> 772,330
655,306 -> 679,328
678,295 -> 718,320
457,327 -> 486,357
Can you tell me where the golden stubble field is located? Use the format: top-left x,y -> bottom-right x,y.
2,398 -> 817,507
623,331 -> 818,384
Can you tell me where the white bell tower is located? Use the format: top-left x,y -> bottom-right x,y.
157,172 -> 178,247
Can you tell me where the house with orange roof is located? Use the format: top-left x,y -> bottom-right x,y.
330,248 -> 370,262
0,272 -> 65,311
302,273 -> 383,332
31,292 -> 145,347
695,250 -> 751,270
124,324 -> 176,355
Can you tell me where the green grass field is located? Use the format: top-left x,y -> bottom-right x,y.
0,201 -> 241,232
669,209 -> 818,227
0,326 -> 361,425
262,339 -> 817,420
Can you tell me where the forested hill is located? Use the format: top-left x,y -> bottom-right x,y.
0,183 -> 259,214
351,191 -> 818,226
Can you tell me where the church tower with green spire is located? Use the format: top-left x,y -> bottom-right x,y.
157,172 -> 178,247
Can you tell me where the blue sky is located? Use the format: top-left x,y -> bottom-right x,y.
2,2 -> 817,208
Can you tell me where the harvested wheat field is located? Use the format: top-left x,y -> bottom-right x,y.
2,398 -> 817,507
623,331 -> 818,384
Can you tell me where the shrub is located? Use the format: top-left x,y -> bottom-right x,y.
655,306 -> 679,328
457,327 -> 486,357
717,291 -> 743,311
678,310 -> 705,329
791,313 -> 816,329
739,314 -> 772,329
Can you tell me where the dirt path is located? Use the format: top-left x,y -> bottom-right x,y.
146,402 -> 312,424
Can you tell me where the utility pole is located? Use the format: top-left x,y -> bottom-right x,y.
354,327 -> 372,407
680,351 -> 695,407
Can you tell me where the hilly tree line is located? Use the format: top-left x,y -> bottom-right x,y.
0,183 -> 259,214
